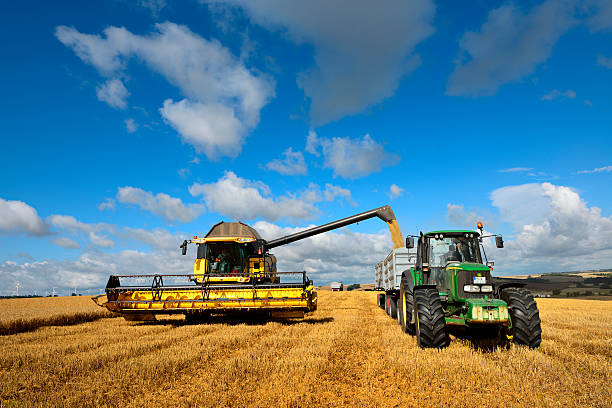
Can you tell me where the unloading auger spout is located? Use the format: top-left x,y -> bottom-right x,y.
265,205 -> 403,250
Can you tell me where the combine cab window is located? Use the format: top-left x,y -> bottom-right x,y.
201,243 -> 245,274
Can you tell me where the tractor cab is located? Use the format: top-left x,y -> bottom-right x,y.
422,230 -> 483,293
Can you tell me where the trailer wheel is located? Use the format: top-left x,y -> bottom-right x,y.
414,288 -> 448,349
396,295 -> 402,325
389,298 -> 397,319
377,293 -> 386,309
400,280 -> 415,335
501,288 -> 542,349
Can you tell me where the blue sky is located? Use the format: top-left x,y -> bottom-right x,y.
1,0 -> 612,295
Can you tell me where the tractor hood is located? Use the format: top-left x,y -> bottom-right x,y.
445,262 -> 490,272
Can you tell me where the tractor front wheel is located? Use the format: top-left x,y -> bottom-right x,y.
501,288 -> 542,348
414,288 -> 448,349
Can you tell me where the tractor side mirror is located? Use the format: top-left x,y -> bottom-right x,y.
495,236 -> 504,248
406,237 -> 414,249
181,240 -> 188,255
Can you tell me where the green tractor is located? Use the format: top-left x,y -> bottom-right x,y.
398,223 -> 542,349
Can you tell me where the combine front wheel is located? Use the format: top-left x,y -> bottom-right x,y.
501,288 -> 542,349
414,288 -> 447,349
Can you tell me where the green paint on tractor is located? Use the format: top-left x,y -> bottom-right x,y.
390,226 -> 542,349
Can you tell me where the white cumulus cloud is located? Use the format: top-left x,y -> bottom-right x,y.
489,182 -> 612,271
0,198 -> 49,236
116,186 -> 205,223
306,132 -> 399,179
56,22 -> 274,159
189,171 -> 319,221
96,78 -> 129,109
48,215 -> 115,248
389,184 -> 404,199
212,0 -> 435,125
160,99 -> 245,158
124,118 -> 138,133
266,147 -> 307,175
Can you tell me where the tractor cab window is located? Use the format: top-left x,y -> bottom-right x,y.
202,243 -> 244,275
428,236 -> 480,267
425,234 -> 481,289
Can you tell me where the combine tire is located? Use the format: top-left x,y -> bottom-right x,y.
501,288 -> 542,349
400,279 -> 415,335
389,298 -> 397,319
414,288 -> 447,349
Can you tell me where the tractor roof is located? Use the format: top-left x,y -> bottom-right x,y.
205,221 -> 263,240
425,230 -> 480,236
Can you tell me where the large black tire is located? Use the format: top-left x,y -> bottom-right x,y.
389,298 -> 397,319
501,288 -> 542,349
397,294 -> 403,325
377,293 -> 386,309
414,288 -> 448,349
400,279 -> 415,335
385,297 -> 390,315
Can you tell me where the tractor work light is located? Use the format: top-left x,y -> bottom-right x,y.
464,285 -> 480,292
480,285 -> 493,293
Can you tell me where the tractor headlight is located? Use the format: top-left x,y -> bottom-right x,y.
463,285 -> 480,292
480,285 -> 493,293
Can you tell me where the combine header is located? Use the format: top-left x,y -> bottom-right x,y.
94,205 -> 401,321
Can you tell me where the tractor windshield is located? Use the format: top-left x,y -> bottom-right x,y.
427,235 -> 481,267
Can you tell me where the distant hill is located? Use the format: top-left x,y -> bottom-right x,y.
493,270 -> 612,298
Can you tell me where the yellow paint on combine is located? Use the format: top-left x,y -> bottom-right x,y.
103,285 -> 317,317
387,219 -> 404,249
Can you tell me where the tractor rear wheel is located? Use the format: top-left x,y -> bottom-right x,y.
400,280 -> 415,335
385,297 -> 390,315
414,288 -> 447,349
389,298 -> 397,319
501,288 -> 542,348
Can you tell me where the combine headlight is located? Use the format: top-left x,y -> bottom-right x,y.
480,285 -> 493,293
463,285 -> 480,292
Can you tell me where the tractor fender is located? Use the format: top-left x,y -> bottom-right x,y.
495,282 -> 526,298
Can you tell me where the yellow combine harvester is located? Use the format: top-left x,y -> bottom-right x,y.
94,205 -> 402,321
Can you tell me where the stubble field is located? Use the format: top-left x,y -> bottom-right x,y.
0,291 -> 610,407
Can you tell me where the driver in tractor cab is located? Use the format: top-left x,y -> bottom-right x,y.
442,243 -> 462,263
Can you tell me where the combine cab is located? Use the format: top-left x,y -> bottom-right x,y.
95,205 -> 402,321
